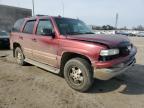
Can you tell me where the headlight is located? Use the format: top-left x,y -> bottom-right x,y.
100,49 -> 119,56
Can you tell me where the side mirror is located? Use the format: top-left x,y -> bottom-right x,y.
41,28 -> 55,37
11,27 -> 15,32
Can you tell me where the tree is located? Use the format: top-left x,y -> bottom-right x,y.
119,26 -> 128,30
91,25 -> 115,30
102,25 -> 115,30
132,25 -> 144,31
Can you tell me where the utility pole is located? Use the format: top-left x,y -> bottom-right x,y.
115,13 -> 119,29
32,0 -> 35,16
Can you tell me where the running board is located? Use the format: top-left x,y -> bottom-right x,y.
24,58 -> 60,74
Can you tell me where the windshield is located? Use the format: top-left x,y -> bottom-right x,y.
0,31 -> 8,36
55,18 -> 94,35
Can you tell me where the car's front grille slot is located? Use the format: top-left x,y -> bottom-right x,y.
119,46 -> 130,56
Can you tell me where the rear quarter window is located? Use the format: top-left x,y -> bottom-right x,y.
12,19 -> 25,32
23,20 -> 36,34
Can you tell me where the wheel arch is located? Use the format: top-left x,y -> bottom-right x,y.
60,52 -> 92,76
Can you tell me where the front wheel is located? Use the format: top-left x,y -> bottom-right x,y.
64,58 -> 94,92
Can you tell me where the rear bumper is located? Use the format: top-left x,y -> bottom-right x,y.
94,58 -> 136,80
93,46 -> 137,80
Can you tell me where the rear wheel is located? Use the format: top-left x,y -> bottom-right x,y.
64,58 -> 94,92
15,47 -> 25,66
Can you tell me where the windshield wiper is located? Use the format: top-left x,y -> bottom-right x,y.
66,32 -> 95,35
67,32 -> 83,35
84,32 -> 95,34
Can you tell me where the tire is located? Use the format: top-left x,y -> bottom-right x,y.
64,58 -> 94,92
15,47 -> 25,66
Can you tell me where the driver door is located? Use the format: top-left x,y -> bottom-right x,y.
32,19 -> 59,67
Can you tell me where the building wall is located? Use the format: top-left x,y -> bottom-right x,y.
0,5 -> 32,32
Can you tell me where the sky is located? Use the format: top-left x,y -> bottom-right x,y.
0,0 -> 144,28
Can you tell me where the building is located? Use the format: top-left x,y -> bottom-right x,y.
0,5 -> 32,32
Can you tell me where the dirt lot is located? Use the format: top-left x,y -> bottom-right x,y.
0,37 -> 144,108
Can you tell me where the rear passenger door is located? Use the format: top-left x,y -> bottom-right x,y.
21,20 -> 36,59
32,19 -> 59,67
10,19 -> 24,49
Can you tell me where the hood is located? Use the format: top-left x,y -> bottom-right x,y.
66,34 -> 130,48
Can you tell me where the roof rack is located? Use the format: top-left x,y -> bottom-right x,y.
36,14 -> 46,16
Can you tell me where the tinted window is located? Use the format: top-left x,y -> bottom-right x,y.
23,20 -> 36,34
13,19 -> 24,32
36,20 -> 54,36
55,18 -> 94,35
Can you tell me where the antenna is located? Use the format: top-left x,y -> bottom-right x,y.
32,0 -> 35,16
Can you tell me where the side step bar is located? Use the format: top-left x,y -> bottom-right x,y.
24,58 -> 60,74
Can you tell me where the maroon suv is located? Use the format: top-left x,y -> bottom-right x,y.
10,15 -> 137,92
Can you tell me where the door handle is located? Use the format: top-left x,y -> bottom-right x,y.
32,38 -> 37,42
19,36 -> 23,40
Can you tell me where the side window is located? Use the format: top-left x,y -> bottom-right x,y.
23,20 -> 36,34
36,20 -> 54,36
13,19 -> 24,32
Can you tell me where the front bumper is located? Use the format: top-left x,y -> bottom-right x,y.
94,57 -> 136,80
94,47 -> 137,68
93,46 -> 137,80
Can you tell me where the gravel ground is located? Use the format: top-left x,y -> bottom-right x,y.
0,37 -> 144,108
